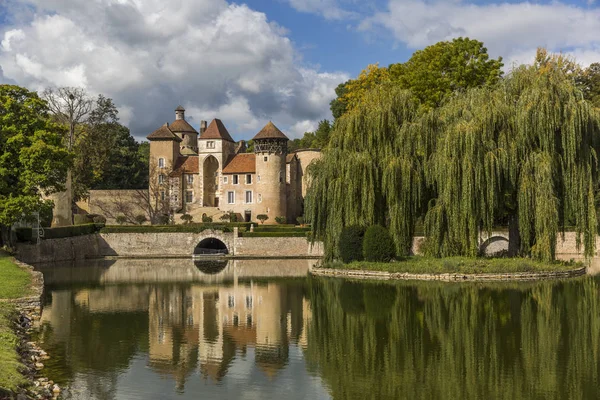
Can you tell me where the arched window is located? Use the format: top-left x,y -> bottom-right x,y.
158,157 -> 165,168
158,174 -> 166,184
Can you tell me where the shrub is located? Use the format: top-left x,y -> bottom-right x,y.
155,214 -> 170,225
296,216 -> 305,226
92,215 -> 107,224
15,224 -> 102,242
338,225 -> 365,263
181,214 -> 193,224
219,214 -> 230,222
116,215 -> 127,225
134,214 -> 147,225
240,231 -> 309,237
275,216 -> 286,224
256,214 -> 268,224
228,212 -> 238,222
202,215 -> 213,223
101,224 -> 233,233
73,214 -> 92,225
362,225 -> 396,262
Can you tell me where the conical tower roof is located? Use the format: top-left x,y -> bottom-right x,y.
252,121 -> 289,141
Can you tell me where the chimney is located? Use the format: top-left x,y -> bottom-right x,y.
175,105 -> 185,120
200,120 -> 207,133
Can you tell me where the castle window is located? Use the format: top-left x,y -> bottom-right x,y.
247,314 -> 252,327
233,175 -> 239,185
227,191 -> 235,204
257,175 -> 261,182
223,176 -> 228,184
207,141 -> 215,149
158,174 -> 165,184
279,171 -> 283,183
233,313 -> 239,327
258,194 -> 262,203
185,190 -> 193,203
264,156 -> 268,162
246,174 -> 252,184
228,295 -> 235,308
186,174 -> 194,184
160,191 -> 165,201
246,296 -> 253,309
245,190 -> 253,204
158,158 -> 165,168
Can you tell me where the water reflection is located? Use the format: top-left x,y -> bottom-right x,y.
33,259 -> 600,400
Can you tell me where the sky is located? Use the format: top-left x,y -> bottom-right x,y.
1,0 -> 600,141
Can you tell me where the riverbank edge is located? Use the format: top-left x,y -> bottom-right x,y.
0,258 -> 61,399
310,265 -> 587,281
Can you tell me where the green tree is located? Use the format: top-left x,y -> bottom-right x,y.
329,81 -> 350,120
578,62 -> 600,108
0,85 -> 72,245
288,120 -> 332,151
390,37 -> 503,110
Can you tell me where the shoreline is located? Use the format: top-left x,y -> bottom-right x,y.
310,265 -> 588,281
0,257 -> 62,399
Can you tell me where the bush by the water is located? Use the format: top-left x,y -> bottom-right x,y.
338,225 -> 365,263
15,223 -> 103,242
362,225 -> 396,262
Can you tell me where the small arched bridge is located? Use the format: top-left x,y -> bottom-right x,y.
479,231 -> 509,256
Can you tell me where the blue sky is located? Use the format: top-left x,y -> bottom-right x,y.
1,0 -> 600,140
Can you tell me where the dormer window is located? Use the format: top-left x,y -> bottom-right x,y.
207,141 -> 215,149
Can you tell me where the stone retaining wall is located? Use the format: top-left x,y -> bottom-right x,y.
311,266 -> 587,282
234,236 -> 323,257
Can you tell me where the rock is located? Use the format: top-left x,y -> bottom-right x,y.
52,385 -> 60,394
34,362 -> 44,370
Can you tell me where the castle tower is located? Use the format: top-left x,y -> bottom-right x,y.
170,106 -> 199,154
198,119 -> 236,207
147,123 -> 182,210
253,122 -> 288,222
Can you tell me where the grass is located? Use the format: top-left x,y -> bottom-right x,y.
0,252 -> 31,393
0,252 -> 32,299
323,256 -> 583,274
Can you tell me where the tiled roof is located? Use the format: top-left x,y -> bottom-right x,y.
180,146 -> 198,156
169,119 -> 198,134
169,156 -> 199,177
286,153 -> 297,163
200,119 -> 235,142
222,153 -> 256,174
147,123 -> 182,141
252,121 -> 289,141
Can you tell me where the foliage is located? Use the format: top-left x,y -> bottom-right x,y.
155,214 -> 169,225
240,231 -> 309,237
202,215 -> 213,223
296,216 -> 305,225
289,120 -> 333,151
275,216 -> 286,224
0,85 -> 72,246
15,223 -> 102,242
116,215 -> 127,225
389,37 -> 503,110
324,256 -> 581,274
338,225 -> 365,263
100,223 -> 234,233
578,62 -> 600,108
134,214 -> 147,225
91,215 -> 106,224
256,214 -> 268,224
306,85 -> 424,260
180,214 -> 193,224
74,214 -> 92,225
362,225 -> 396,262
330,81 -> 350,120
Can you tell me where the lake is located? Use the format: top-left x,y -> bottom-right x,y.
33,258 -> 600,399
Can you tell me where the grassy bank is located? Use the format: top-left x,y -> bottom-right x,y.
323,256 -> 583,274
0,252 -> 32,298
0,303 -> 27,392
0,252 -> 32,393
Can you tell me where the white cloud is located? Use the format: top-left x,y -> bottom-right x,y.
0,0 -> 348,140
361,0 -> 600,68
289,120 -> 318,139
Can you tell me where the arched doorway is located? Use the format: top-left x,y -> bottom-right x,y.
203,155 -> 219,207
194,237 -> 229,255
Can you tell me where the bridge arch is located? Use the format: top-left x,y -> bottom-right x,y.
194,237 -> 229,255
479,235 -> 509,256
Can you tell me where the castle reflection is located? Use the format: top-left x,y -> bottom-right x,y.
39,277 -> 312,391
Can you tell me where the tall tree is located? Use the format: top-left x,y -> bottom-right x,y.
0,85 -> 71,245
578,62 -> 600,108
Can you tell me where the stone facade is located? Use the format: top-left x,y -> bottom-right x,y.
146,107 -> 320,223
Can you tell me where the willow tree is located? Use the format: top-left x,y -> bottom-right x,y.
425,59 -> 600,261
305,85 -> 427,259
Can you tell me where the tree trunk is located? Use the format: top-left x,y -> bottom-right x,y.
508,214 -> 520,257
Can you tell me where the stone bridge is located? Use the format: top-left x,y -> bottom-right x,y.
479,231 -> 510,256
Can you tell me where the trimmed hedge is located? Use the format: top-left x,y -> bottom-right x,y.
338,225 -> 366,263
15,223 -> 103,242
101,224 -> 233,233
253,226 -> 310,232
363,225 -> 396,262
240,231 -> 309,238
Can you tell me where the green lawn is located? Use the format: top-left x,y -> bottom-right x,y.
0,252 -> 32,299
0,252 -> 32,394
323,256 -> 583,274
0,303 -> 27,392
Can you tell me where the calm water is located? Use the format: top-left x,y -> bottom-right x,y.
33,258 -> 600,400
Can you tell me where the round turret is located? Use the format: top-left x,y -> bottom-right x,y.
170,106 -> 199,153
253,122 -> 289,222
